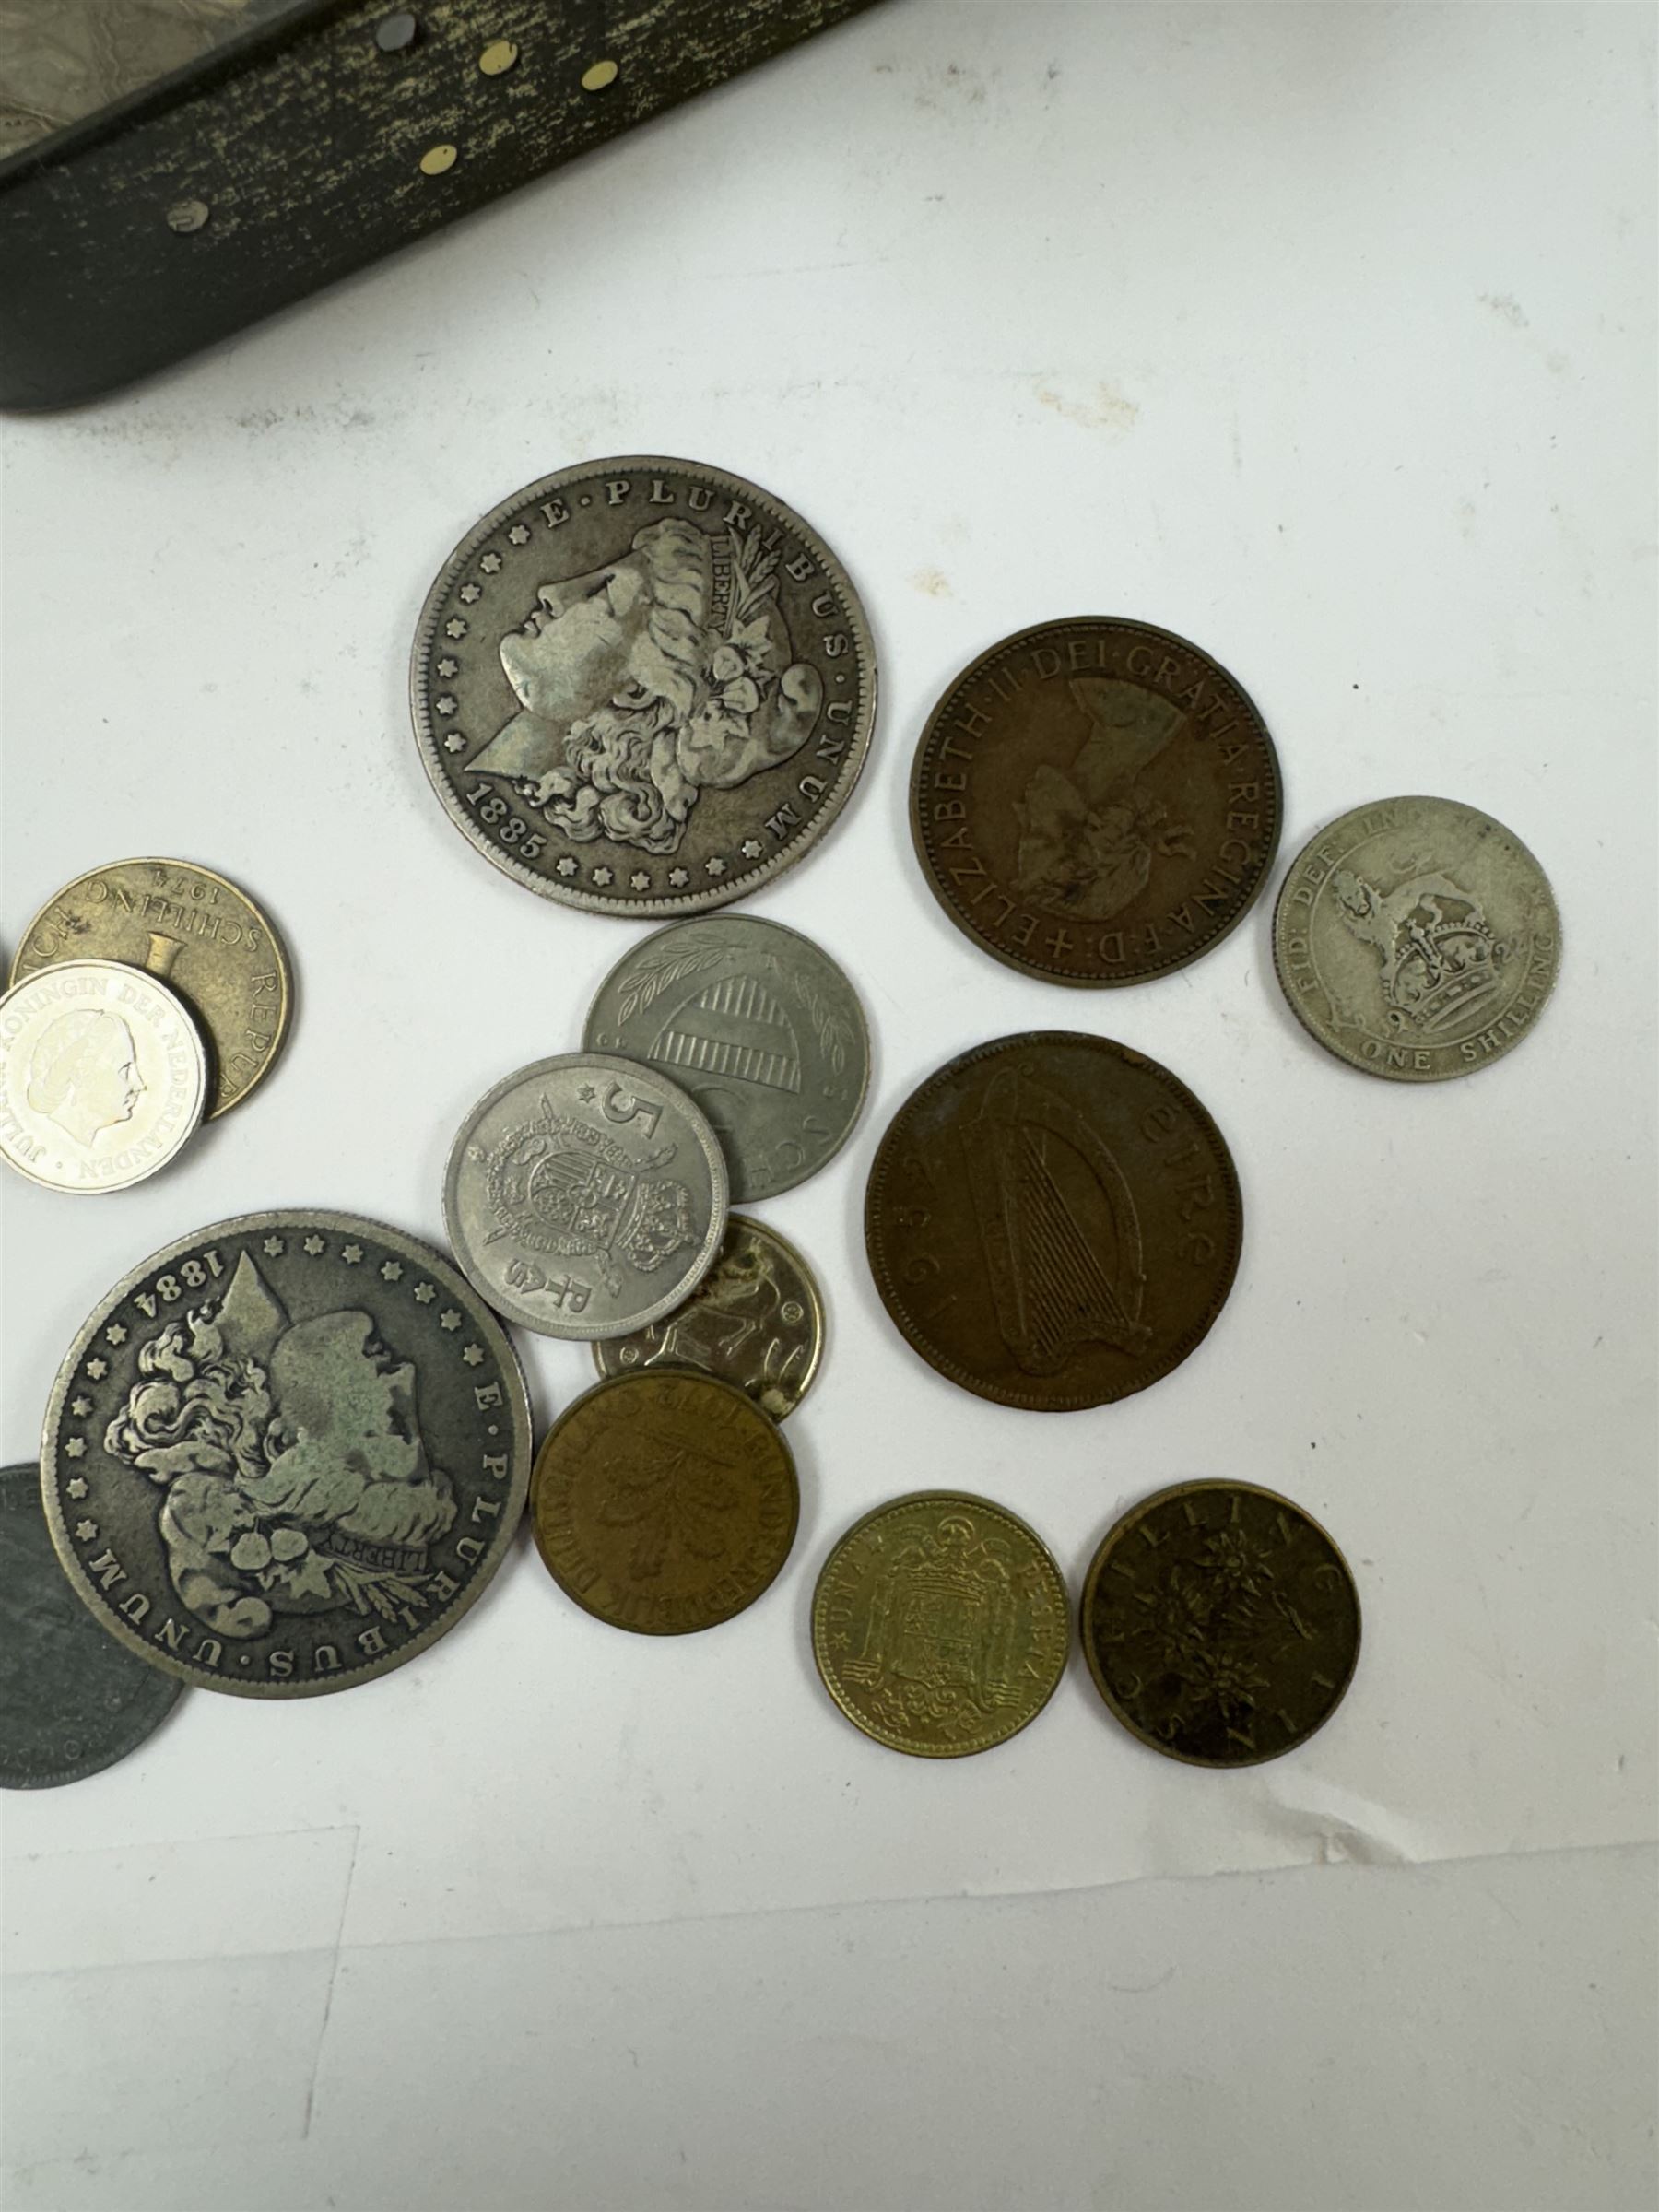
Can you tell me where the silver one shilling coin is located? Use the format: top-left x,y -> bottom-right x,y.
443,1054 -> 728,1339
583,914 -> 870,1200
411,457 -> 877,916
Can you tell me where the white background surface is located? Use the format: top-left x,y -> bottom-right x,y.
1,4 -> 1654,2206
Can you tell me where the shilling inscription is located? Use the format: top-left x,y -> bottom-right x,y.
0,959 -> 207,1194
1272,795 -> 1559,1081
40,1212 -> 532,1698
411,457 -> 877,915
443,1054 -> 728,1340
583,914 -> 869,1199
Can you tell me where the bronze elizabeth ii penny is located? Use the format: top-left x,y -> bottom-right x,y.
910,618 -> 1280,985
1080,1481 -> 1360,1767
532,1371 -> 798,1634
865,1033 -> 1241,1412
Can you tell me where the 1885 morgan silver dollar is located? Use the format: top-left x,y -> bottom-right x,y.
583,915 -> 869,1199
41,1213 -> 532,1698
411,457 -> 877,915
0,959 -> 207,1193
443,1055 -> 728,1339
2,1464 -> 183,1786
1273,795 -> 1559,1081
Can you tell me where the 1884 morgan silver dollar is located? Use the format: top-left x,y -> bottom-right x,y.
583,915 -> 869,1199
411,457 -> 877,915
443,1054 -> 728,1339
1273,795 -> 1559,1081
2,1464 -> 183,1786
41,1213 -> 532,1698
0,959 -> 207,1193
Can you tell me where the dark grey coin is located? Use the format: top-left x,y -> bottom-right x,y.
410,456 -> 877,916
1,1463 -> 183,1787
41,1212 -> 533,1699
583,916 -> 870,1199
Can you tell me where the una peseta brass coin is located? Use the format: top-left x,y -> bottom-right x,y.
1080,1481 -> 1360,1767
865,1032 -> 1242,1411
811,1492 -> 1068,1757
593,1216 -> 825,1420
910,618 -> 1280,984
411,456 -> 877,915
1,1464 -> 183,1788
532,1371 -> 799,1634
41,1212 -> 532,1698
1272,794 -> 1559,1081
9,857 -> 292,1119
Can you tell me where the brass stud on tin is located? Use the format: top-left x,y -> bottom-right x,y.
580,58 -> 619,92
418,144 -> 459,176
479,39 -> 519,76
375,11 -> 418,50
166,199 -> 210,234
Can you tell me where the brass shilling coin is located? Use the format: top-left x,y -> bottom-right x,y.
532,1371 -> 799,1635
410,456 -> 877,916
9,857 -> 292,1119
1079,1481 -> 1361,1767
865,1032 -> 1242,1412
910,618 -> 1281,985
1272,794 -> 1559,1082
41,1211 -> 533,1697
811,1492 -> 1068,1758
593,1216 -> 825,1420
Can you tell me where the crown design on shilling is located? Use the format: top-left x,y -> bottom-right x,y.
1332,866 -> 1504,1032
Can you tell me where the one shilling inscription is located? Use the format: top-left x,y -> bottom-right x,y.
910,618 -> 1281,985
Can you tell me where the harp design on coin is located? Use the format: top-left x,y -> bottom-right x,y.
843,1514 -> 1022,1724
964,1061 -> 1152,1375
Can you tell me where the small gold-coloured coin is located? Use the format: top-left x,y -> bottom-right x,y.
10,858 -> 291,1120
532,1371 -> 798,1635
1079,1481 -> 1360,1767
812,1493 -> 1068,1758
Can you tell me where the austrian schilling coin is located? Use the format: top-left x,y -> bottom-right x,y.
1,1464 -> 183,1787
533,1371 -> 799,1635
583,915 -> 869,1199
9,857 -> 292,1118
443,1054 -> 727,1340
911,618 -> 1280,985
865,1032 -> 1242,1411
411,457 -> 877,916
812,1492 -> 1068,1757
1272,795 -> 1559,1081
0,959 -> 207,1194
41,1212 -> 532,1698
1079,1480 -> 1360,1766
593,1216 -> 824,1420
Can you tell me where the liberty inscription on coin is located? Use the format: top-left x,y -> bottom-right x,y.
1273,795 -> 1559,1081
411,458 -> 877,915
0,959 -> 206,1193
911,618 -> 1280,984
1079,1482 -> 1360,1766
584,916 -> 869,1199
865,1033 -> 1242,1411
812,1493 -> 1069,1757
41,1212 -> 532,1697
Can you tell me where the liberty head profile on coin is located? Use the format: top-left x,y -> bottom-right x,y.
412,458 -> 876,915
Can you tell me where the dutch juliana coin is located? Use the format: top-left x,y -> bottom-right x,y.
1,1464 -> 183,1787
812,1492 -> 1068,1758
911,618 -> 1280,985
583,915 -> 869,1199
865,1032 -> 1242,1412
0,959 -> 207,1194
532,1371 -> 798,1635
9,858 -> 292,1119
40,1211 -> 532,1699
411,456 -> 877,915
443,1054 -> 727,1340
593,1216 -> 824,1420
1080,1481 -> 1360,1766
1272,795 -> 1559,1082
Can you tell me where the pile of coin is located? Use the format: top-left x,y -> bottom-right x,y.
4,452 -> 1560,1793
